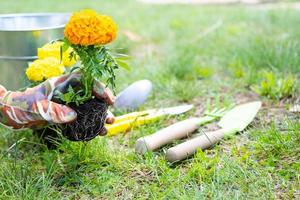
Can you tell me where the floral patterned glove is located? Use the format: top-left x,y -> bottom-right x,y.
0,73 -> 115,129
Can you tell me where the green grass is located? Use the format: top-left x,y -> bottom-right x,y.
0,0 -> 300,199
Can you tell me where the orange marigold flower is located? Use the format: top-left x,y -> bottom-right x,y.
64,9 -> 117,46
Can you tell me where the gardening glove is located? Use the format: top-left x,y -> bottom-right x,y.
0,73 -> 115,129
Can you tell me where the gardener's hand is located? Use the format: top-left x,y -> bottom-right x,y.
0,73 -> 115,129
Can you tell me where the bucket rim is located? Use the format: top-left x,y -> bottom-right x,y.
0,55 -> 38,60
0,13 -> 70,31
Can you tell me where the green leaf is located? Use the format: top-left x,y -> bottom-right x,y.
114,54 -> 131,60
59,41 -> 71,63
116,59 -> 131,71
60,46 -> 63,64
62,42 -> 70,53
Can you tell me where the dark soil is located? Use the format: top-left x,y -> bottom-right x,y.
35,98 -> 108,147
61,98 -> 108,141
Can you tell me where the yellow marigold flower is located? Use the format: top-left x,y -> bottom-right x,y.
26,64 -> 44,82
26,57 -> 65,82
37,41 -> 76,67
64,9 -> 117,46
43,58 -> 65,78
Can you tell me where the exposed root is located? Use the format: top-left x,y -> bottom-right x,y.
61,98 -> 108,141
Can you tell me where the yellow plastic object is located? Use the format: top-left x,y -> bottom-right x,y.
113,110 -> 153,123
106,114 -> 162,136
105,105 -> 194,136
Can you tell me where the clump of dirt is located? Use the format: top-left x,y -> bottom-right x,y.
35,98 -> 108,148
61,98 -> 108,141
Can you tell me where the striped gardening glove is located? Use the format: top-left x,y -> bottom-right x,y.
0,72 -> 115,130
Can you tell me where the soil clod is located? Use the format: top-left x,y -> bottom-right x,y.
61,98 -> 108,141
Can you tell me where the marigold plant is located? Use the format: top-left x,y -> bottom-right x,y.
60,9 -> 128,104
26,9 -> 128,105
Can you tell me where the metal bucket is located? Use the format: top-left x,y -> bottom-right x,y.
0,13 -> 70,90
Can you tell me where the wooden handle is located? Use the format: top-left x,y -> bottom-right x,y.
135,118 -> 200,154
166,129 -> 224,162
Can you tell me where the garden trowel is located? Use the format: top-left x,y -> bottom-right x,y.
114,80 -> 152,111
166,101 -> 262,162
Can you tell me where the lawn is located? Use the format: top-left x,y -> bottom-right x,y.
0,0 -> 299,199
